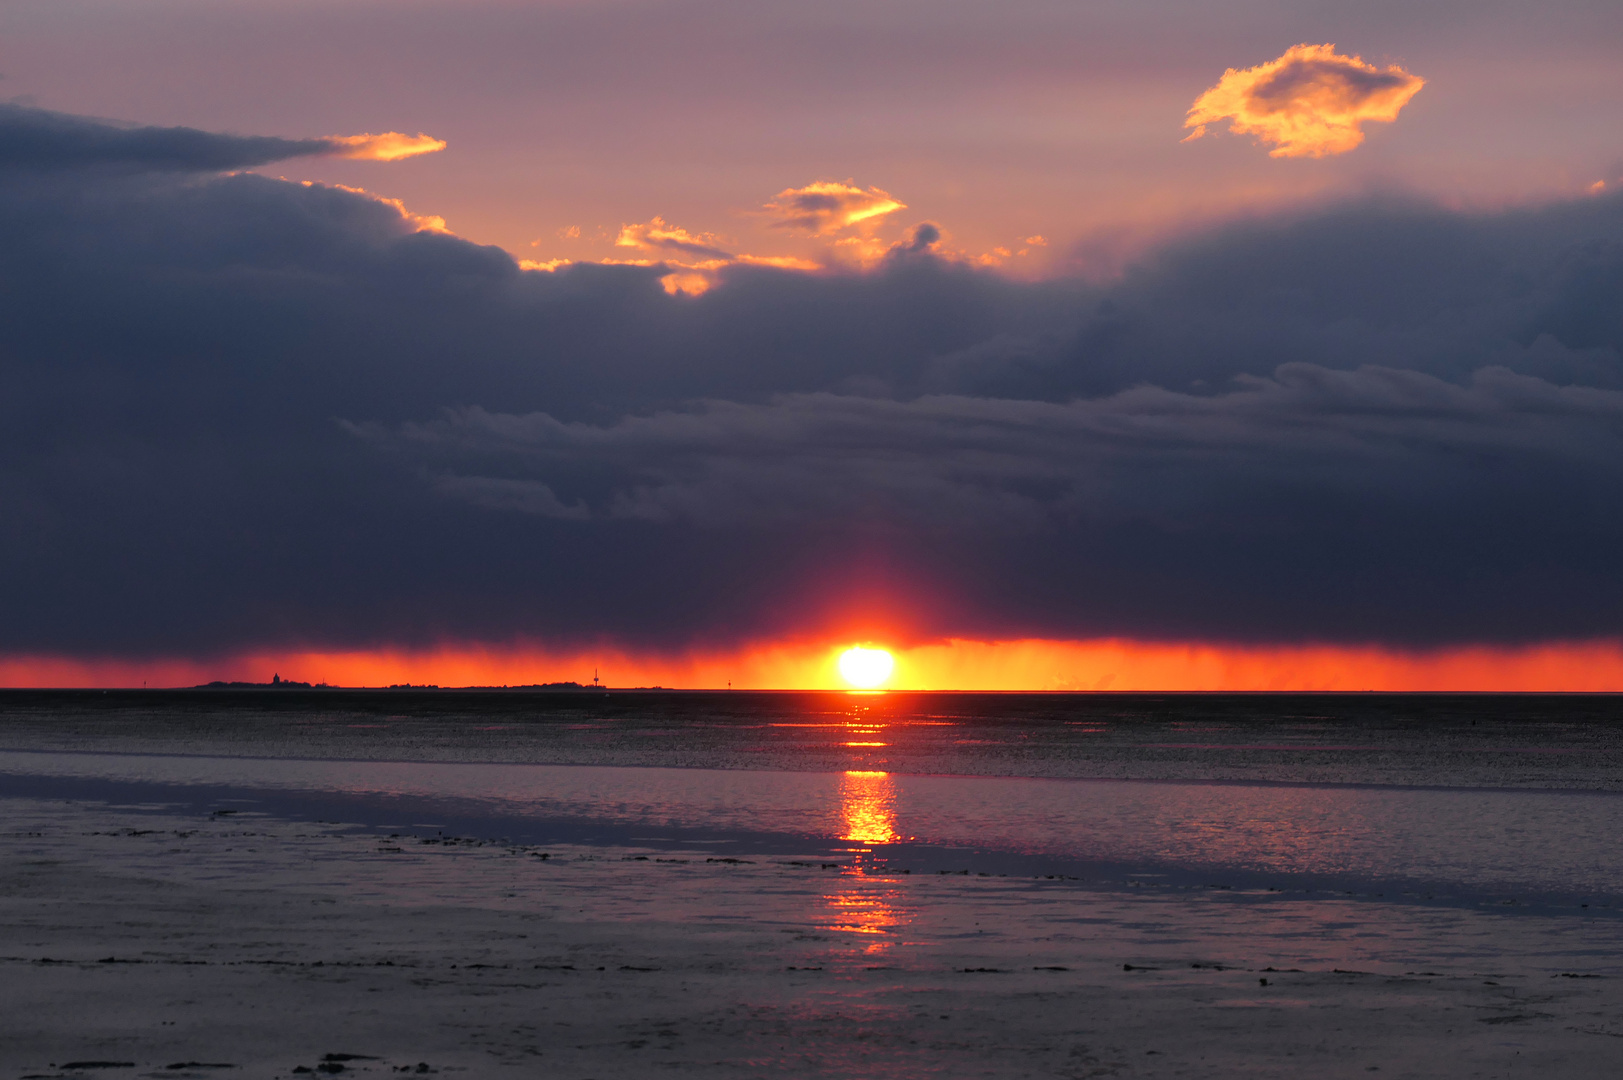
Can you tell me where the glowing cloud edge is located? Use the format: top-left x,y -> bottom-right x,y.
324,131 -> 447,161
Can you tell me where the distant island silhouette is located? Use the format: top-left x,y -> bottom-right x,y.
188,676 -> 658,691
196,673 -> 325,689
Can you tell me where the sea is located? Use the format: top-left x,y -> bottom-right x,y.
3,689 -> 1622,913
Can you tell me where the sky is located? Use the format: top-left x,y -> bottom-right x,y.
2,0 -> 1622,688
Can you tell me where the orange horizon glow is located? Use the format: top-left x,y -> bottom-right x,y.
9,636 -> 1623,692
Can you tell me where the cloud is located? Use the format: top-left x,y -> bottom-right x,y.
383,356 -> 1623,525
322,131 -> 447,161
0,103 -> 445,171
5,106 -> 1623,655
615,216 -> 733,260
608,217 -> 821,295
429,473 -> 590,520
890,221 -> 942,255
762,181 -> 906,234
557,190 -> 920,283
328,184 -> 449,233
0,102 -> 330,171
1183,44 -> 1424,158
733,254 -> 822,270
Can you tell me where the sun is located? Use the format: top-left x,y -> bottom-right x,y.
838,646 -> 895,689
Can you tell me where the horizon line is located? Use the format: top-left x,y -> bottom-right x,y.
5,685 -> 1623,696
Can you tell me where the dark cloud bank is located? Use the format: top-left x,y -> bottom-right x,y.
4,104 -> 1623,656
0,103 -> 334,172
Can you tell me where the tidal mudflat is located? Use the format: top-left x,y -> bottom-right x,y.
3,692 -> 1622,1077
5,798 -> 1623,1079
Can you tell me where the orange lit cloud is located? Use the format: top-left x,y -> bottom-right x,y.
653,253 -> 823,296
733,253 -> 820,270
1184,44 -> 1424,158
763,181 -> 906,235
520,250 -> 818,297
323,131 -> 447,161
526,185 -> 917,287
615,215 -> 733,260
8,637 -> 1623,692
659,270 -> 712,296
597,215 -> 824,295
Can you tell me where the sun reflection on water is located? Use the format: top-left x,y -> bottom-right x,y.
841,701 -> 889,748
840,769 -> 897,844
817,769 -> 912,956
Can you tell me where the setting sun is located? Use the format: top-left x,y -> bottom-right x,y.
837,646 -> 895,689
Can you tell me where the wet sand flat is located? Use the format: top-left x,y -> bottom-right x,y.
4,798 -> 1621,1079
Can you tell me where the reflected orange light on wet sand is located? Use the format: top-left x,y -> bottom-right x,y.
819,883 -> 908,954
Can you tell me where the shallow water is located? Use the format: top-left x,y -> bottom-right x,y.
3,690 -> 1622,909
8,690 -> 1622,1078
3,688 -> 1623,787
4,746 -> 1621,907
